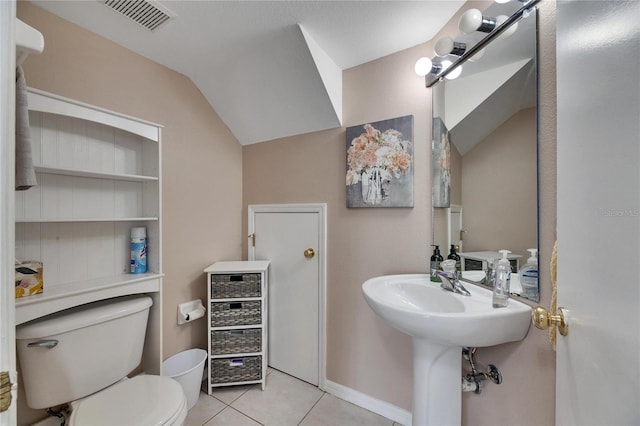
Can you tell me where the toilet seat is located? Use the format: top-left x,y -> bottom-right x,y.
68,375 -> 188,426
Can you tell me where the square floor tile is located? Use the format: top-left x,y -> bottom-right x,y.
204,406 -> 261,426
184,391 -> 226,426
230,369 -> 323,425
300,393 -> 393,426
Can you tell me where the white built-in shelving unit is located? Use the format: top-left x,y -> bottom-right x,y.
14,88 -> 164,374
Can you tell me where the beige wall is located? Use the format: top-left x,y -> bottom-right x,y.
16,0 -> 556,424
462,107 -> 537,258
17,2 -> 243,423
244,1 -> 556,425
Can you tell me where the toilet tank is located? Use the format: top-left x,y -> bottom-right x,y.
16,295 -> 153,409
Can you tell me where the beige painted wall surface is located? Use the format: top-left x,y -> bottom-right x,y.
17,3 -> 242,423
462,107 -> 537,258
244,1 -> 556,425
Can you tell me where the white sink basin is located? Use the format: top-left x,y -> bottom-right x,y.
362,274 -> 532,426
362,274 -> 531,347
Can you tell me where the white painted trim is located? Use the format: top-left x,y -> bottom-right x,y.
447,204 -> 463,251
247,203 -> 327,390
0,3 -> 17,423
324,380 -> 412,426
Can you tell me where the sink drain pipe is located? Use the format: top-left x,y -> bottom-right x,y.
461,347 -> 503,393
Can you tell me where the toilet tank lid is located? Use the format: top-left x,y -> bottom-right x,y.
16,296 -> 153,340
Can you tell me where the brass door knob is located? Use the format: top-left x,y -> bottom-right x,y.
304,248 -> 315,259
532,306 -> 569,336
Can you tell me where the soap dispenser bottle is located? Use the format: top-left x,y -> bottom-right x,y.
492,250 -> 512,308
447,244 -> 461,272
519,248 -> 539,300
430,245 -> 443,282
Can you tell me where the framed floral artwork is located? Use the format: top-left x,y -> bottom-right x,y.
346,115 -> 414,208
432,117 -> 451,208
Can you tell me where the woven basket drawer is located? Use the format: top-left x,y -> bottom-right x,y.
211,328 -> 262,355
211,300 -> 261,327
211,273 -> 261,298
211,356 -> 262,384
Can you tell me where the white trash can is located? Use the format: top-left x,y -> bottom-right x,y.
163,348 -> 207,410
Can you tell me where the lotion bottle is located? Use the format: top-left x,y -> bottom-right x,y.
519,248 -> 539,300
492,250 -> 511,308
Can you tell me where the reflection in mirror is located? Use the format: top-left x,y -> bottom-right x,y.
431,4 -> 539,301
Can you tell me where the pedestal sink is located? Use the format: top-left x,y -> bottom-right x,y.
362,274 -> 531,426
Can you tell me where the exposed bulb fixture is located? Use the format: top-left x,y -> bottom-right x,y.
434,37 -> 466,57
496,15 -> 519,39
441,60 -> 463,80
434,37 -> 486,62
414,57 -> 433,76
414,57 -> 462,79
459,9 -> 497,34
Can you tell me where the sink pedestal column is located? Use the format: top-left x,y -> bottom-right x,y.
412,338 -> 461,426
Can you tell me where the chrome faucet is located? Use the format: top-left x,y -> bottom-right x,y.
436,261 -> 472,296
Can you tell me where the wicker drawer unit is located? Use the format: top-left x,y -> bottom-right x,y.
204,261 -> 270,392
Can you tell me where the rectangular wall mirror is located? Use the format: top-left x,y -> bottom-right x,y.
431,4 -> 539,302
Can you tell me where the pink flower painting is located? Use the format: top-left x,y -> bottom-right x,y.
346,116 -> 413,207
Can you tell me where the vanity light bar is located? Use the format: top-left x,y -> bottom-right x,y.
425,0 -> 540,87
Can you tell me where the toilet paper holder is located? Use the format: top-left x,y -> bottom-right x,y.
178,299 -> 206,325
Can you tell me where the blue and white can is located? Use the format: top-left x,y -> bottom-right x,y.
130,227 -> 147,274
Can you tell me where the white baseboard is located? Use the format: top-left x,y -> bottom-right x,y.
323,380 -> 412,426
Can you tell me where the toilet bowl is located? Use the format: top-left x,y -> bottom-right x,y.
68,375 -> 187,425
16,296 -> 187,425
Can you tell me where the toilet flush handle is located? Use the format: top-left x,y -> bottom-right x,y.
27,339 -> 58,349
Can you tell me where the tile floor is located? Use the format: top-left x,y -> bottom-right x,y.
185,368 -> 402,426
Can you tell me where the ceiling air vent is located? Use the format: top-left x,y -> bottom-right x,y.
102,0 -> 175,31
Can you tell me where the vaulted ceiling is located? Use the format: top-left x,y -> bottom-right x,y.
30,1 -> 465,145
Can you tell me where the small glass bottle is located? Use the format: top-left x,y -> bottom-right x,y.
492,250 -> 511,308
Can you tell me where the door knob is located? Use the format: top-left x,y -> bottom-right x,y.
304,248 -> 315,259
532,306 -> 569,336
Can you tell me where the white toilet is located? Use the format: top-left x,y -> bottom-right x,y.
16,296 -> 188,425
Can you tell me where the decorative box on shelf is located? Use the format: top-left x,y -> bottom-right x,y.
204,261 -> 270,392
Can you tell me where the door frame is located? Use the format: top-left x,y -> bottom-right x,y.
247,203 -> 327,390
1,2 -> 17,423
446,204 -> 463,251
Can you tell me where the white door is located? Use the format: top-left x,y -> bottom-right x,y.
1,2 -> 18,423
448,204 -> 463,252
248,204 -> 325,387
556,1 -> 640,424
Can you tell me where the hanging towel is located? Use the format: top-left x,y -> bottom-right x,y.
15,66 -> 37,191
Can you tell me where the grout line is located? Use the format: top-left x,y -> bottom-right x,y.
296,391 -> 326,426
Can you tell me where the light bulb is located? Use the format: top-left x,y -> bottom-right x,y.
414,57 -> 433,76
459,9 -> 483,33
496,15 -> 519,39
468,47 -> 486,62
441,60 -> 463,80
494,0 -> 511,3
434,37 -> 467,57
459,8 -> 499,34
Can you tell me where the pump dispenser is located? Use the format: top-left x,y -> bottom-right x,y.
447,245 -> 461,272
492,250 -> 511,308
519,248 -> 539,300
430,245 -> 444,282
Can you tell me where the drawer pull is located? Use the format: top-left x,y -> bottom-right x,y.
229,359 -> 244,367
229,302 -> 242,309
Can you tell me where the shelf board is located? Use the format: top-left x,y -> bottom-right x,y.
16,217 -> 159,223
16,272 -> 163,325
211,324 -> 263,331
211,352 -> 263,359
210,297 -> 262,302
210,380 -> 262,388
35,166 -> 158,182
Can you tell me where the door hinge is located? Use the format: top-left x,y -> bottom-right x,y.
249,233 -> 255,247
0,371 -> 16,413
